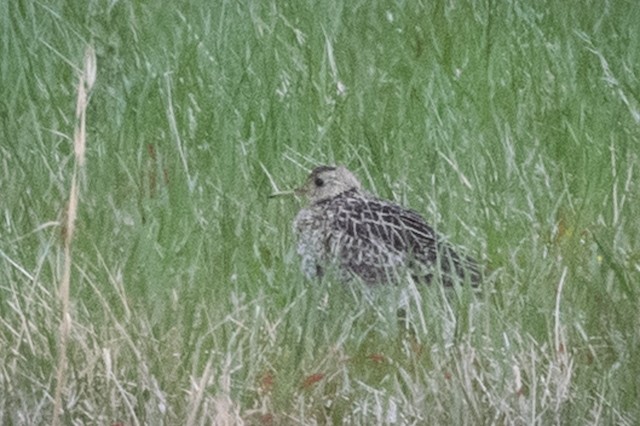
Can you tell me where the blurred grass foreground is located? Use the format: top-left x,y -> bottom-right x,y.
1,0 -> 639,424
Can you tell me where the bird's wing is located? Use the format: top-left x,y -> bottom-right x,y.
330,193 -> 481,285
331,194 -> 437,255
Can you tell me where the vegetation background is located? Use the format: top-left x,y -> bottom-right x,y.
1,0 -> 639,424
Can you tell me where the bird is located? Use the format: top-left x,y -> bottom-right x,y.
272,165 -> 481,286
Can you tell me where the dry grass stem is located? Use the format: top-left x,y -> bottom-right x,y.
51,46 -> 96,426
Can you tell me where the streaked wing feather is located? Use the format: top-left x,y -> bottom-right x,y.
333,194 -> 438,256
329,190 -> 481,285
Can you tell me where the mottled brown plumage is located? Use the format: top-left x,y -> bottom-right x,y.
290,165 -> 481,286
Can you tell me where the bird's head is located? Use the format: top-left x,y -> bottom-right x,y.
295,165 -> 362,203
269,165 -> 362,204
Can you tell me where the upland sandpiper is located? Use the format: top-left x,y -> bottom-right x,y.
273,165 -> 481,286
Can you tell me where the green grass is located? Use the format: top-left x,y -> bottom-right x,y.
1,0 -> 640,423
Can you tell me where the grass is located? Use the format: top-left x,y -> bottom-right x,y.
1,0 -> 639,424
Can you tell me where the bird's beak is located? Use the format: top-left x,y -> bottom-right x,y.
268,189 -> 296,199
269,184 -> 309,199
293,185 -> 308,197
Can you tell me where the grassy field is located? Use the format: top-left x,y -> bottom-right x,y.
1,0 -> 639,424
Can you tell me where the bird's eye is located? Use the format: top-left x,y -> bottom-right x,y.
314,177 -> 324,187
